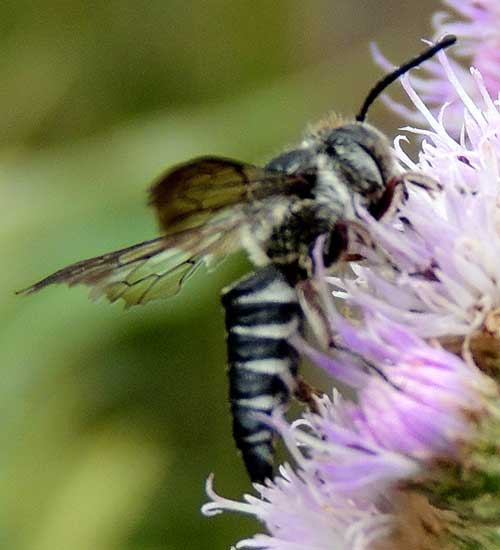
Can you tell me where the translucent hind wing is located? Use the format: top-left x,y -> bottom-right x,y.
18,214 -> 244,306
90,243 -> 200,305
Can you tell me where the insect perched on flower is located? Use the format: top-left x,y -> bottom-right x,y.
18,36 -> 456,484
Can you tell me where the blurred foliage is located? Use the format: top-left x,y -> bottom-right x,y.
5,1 -> 438,549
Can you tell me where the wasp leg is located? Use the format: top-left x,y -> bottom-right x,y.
294,375 -> 322,413
222,265 -> 302,483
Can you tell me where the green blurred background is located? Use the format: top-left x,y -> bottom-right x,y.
4,1 -> 438,549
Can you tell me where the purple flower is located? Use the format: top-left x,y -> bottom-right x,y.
436,1 -> 500,93
334,57 -> 500,339
204,467 -> 395,550
203,314 -> 494,549
373,1 -> 500,132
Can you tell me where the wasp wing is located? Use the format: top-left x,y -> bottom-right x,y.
149,156 -> 310,234
17,213 -> 245,306
18,156 -> 311,306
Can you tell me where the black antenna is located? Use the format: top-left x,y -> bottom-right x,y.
356,34 -> 456,122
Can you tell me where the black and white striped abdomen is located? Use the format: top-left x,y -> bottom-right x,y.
222,265 -> 302,483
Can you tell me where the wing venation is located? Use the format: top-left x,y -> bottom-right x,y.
17,213 -> 244,306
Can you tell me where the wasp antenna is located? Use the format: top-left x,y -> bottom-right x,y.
356,34 -> 456,122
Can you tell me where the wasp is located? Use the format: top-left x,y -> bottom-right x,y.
19,36 -> 456,483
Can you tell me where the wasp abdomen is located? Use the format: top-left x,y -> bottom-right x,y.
222,265 -> 301,483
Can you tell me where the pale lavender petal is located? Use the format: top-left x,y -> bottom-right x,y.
374,2 -> 500,133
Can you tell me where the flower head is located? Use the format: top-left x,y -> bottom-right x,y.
204,311 -> 495,549
373,1 -> 500,132
204,467 -> 394,550
335,57 -> 500,339
436,1 -> 500,93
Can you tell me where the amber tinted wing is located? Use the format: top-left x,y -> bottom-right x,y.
17,212 -> 244,306
149,156 -> 310,234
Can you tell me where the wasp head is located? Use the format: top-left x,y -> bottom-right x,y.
320,122 -> 400,211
